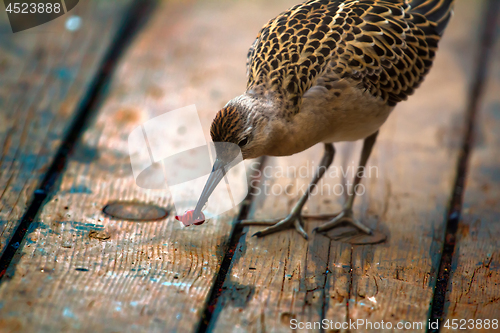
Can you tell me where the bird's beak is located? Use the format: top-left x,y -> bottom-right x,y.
193,157 -> 227,219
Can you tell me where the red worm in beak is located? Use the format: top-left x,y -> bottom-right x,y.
175,210 -> 205,226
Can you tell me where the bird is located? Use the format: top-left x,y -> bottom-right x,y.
192,0 -> 454,239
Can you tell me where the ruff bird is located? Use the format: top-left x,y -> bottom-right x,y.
193,0 -> 454,239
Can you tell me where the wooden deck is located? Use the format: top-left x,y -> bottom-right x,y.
0,0 -> 498,332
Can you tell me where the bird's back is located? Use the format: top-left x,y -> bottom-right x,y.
245,0 -> 454,114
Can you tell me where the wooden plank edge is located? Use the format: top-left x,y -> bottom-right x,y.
0,0 -> 158,278
429,1 -> 500,330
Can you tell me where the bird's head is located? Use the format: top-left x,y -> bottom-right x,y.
209,103 -> 267,160
192,95 -> 273,219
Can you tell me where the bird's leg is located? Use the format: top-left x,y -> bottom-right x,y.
240,143 -> 335,239
313,131 -> 379,235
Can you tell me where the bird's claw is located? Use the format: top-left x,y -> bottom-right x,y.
241,214 -> 308,239
313,210 -> 372,235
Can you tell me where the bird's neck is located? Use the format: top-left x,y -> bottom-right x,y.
237,93 -> 321,156
264,114 -> 324,156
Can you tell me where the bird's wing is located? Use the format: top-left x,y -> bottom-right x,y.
245,0 -> 452,113
246,39 -> 257,77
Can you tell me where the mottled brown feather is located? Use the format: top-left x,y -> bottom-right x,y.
245,0 -> 453,112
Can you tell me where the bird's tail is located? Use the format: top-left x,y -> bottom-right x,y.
409,0 -> 455,35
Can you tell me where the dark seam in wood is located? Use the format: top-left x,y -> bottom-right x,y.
372,274 -> 379,296
196,156 -> 266,333
346,246 -> 354,333
320,239 -> 331,333
279,238 -> 291,310
428,1 -> 500,331
465,266 -> 480,296
465,255 -> 493,296
0,51 -> 53,213
0,0 -> 158,282
473,304 -> 479,318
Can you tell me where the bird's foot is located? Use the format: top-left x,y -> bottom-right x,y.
240,213 -> 308,239
313,210 -> 372,235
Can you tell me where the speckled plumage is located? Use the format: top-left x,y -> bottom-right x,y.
246,0 -> 452,110
210,0 -> 454,156
199,0 -> 455,238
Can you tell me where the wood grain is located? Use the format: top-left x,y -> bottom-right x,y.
209,147 -> 352,333
0,0 -> 133,256
209,1 -> 485,332
442,17 -> 500,330
344,3 -> 485,328
0,0 -> 276,332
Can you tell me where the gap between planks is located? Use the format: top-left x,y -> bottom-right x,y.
0,1 -> 286,331
429,1 -> 500,331
0,0 -> 157,280
197,156 -> 267,333
202,1 -> 488,332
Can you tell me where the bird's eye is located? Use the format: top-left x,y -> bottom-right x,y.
238,137 -> 249,147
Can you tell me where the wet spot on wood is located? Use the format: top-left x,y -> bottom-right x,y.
103,201 -> 169,221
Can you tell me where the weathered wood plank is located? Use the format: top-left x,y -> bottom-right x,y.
209,1 -> 484,332
0,1 -> 273,332
345,4 -> 486,332
209,147 -> 352,333
0,0 -> 133,256
442,16 -> 500,330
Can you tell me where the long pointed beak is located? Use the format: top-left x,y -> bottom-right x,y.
193,158 -> 226,219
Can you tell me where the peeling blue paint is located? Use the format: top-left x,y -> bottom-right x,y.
63,307 -> 76,319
